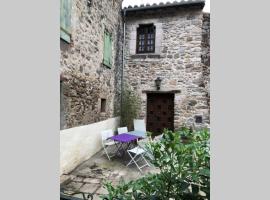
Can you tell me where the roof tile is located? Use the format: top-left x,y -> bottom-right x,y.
124,0 -> 205,11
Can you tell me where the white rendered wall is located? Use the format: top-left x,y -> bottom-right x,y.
60,117 -> 120,175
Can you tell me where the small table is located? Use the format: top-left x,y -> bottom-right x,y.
110,133 -> 141,157
127,130 -> 146,138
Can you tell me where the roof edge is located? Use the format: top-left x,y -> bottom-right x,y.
123,0 -> 205,13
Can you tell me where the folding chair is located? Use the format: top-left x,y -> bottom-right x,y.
101,129 -> 118,160
133,119 -> 146,137
153,133 -> 164,142
117,127 -> 128,134
134,119 -> 146,131
126,138 -> 151,173
117,127 -> 133,149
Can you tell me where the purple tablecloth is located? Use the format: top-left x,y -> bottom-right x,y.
110,133 -> 140,143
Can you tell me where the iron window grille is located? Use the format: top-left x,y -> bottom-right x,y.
136,24 -> 156,54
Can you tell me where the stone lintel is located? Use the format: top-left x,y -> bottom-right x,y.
142,90 -> 181,94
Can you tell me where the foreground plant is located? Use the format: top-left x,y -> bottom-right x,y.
101,128 -> 210,200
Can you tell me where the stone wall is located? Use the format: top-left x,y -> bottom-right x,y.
60,117 -> 120,175
60,0 -> 123,129
202,12 -> 210,117
124,6 -> 210,130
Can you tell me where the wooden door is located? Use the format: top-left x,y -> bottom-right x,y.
147,93 -> 174,136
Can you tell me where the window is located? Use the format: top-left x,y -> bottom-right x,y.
195,116 -> 203,124
103,31 -> 112,68
136,24 -> 156,54
101,99 -> 106,112
60,0 -> 72,43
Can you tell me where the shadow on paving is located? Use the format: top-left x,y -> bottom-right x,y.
60,148 -> 159,200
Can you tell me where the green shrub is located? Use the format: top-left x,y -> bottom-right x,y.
101,128 -> 210,200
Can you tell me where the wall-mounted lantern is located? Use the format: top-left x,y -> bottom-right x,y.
155,77 -> 162,90
87,0 -> 92,7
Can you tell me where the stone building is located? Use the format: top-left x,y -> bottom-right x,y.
60,0 -> 125,174
60,0 -> 210,174
60,0 -> 210,131
60,0 -> 123,129
123,1 -> 210,134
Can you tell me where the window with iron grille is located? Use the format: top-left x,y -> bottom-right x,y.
136,24 -> 156,54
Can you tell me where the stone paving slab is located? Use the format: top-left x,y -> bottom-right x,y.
64,182 -> 84,191
72,176 -> 84,182
79,183 -> 99,193
60,175 -> 70,184
83,178 -> 101,184
95,186 -> 108,195
60,149 -> 160,199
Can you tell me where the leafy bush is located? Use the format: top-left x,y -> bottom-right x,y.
101,128 -> 210,200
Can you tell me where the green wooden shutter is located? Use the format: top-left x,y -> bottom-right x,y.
60,0 -> 71,43
103,31 -> 112,68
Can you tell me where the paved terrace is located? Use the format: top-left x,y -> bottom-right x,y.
60,147 -> 159,200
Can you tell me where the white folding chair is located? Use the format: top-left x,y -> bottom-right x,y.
117,127 -> 129,149
101,129 -> 117,160
117,127 -> 128,134
134,119 -> 146,132
131,119 -> 147,138
153,133 -> 164,142
126,138 -> 151,173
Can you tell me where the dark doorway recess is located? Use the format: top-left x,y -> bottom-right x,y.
147,93 -> 174,136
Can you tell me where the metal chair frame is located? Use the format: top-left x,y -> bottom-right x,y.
101,129 -> 118,160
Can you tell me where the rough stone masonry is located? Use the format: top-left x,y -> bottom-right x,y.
124,5 -> 210,130
60,1 -> 210,130
60,0 -> 123,129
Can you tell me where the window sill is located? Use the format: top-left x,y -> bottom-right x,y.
130,54 -> 161,59
102,63 -> 112,69
60,37 -> 71,44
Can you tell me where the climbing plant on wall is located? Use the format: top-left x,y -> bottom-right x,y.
120,85 -> 141,130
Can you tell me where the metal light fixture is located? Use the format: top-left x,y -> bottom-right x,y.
155,77 -> 162,90
87,0 -> 92,7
